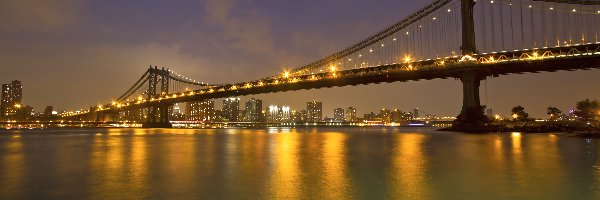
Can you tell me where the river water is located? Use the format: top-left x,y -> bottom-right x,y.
0,127 -> 598,200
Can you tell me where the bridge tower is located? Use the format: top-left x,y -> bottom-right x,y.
143,66 -> 173,128
454,0 -> 489,129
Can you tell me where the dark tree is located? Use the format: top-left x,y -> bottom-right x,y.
546,106 -> 562,121
574,99 -> 600,122
453,105 -> 490,128
511,106 -> 529,122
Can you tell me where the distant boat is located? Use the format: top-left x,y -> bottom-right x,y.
402,120 -> 432,127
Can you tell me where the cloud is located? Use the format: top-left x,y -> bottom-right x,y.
0,0 -> 83,32
204,0 -> 235,24
203,0 -> 275,55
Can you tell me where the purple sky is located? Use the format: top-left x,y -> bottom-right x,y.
0,0 -> 598,118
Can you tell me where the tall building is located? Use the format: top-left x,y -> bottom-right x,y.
391,109 -> 403,122
43,106 -> 54,116
413,108 -> 419,119
1,80 -> 23,119
244,98 -> 263,122
121,108 -> 145,121
222,98 -> 240,122
291,110 -> 307,123
267,105 -> 279,123
307,101 -> 322,122
16,105 -> 34,121
334,108 -> 345,122
186,100 -> 215,121
345,107 -> 357,122
171,103 -> 185,121
380,109 -> 391,123
280,106 -> 291,122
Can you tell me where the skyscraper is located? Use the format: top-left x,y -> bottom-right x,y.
1,80 -> 23,119
186,100 -> 215,121
307,101 -> 322,123
267,105 -> 279,123
244,98 -> 263,122
391,109 -> 403,122
171,103 -> 185,121
413,108 -> 419,119
345,107 -> 357,122
280,106 -> 291,122
380,109 -> 391,123
334,108 -> 345,122
222,98 -> 240,122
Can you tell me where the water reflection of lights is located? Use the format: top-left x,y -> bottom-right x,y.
267,127 -> 292,134
393,134 -> 428,198
511,132 -> 522,137
270,133 -> 300,199
322,133 -> 349,199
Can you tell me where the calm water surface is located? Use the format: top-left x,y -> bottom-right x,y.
0,127 -> 599,200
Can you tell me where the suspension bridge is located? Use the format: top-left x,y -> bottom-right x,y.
62,0 -> 600,128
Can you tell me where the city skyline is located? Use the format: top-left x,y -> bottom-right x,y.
1,78 -> 594,120
0,0 -> 598,118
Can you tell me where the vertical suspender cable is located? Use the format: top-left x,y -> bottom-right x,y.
456,5 -> 460,55
500,0 -> 505,51
491,1 -> 496,52
541,2 -> 547,47
530,0 -> 535,48
568,4 -> 573,45
592,6 -> 600,43
481,1 -> 487,53
579,4 -> 584,44
553,2 -> 558,46
520,0 -> 525,50
510,1 -> 515,50
442,9 -> 447,58
419,23 -> 423,60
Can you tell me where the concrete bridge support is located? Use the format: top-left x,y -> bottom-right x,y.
142,104 -> 172,128
446,0 -> 490,131
460,71 -> 481,112
452,71 -> 489,129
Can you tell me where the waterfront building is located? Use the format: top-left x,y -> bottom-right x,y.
222,98 -> 240,122
280,106 -> 291,122
43,106 -> 54,116
364,112 -> 378,121
380,109 -> 391,123
345,107 -> 357,122
244,98 -> 263,122
267,105 -> 279,123
121,108 -> 145,121
291,110 -> 307,123
307,101 -> 322,122
334,108 -> 345,122
16,105 -> 34,121
1,80 -> 22,119
187,100 -> 215,122
413,108 -> 419,119
391,109 -> 403,122
171,103 -> 185,121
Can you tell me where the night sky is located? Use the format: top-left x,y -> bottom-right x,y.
0,0 -> 598,118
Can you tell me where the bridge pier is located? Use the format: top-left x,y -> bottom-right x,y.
460,71 -> 481,112
451,71 -> 490,131
142,104 -> 172,128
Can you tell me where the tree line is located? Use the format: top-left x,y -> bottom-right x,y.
508,99 -> 599,124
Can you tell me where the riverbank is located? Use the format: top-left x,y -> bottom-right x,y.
439,122 -> 600,137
